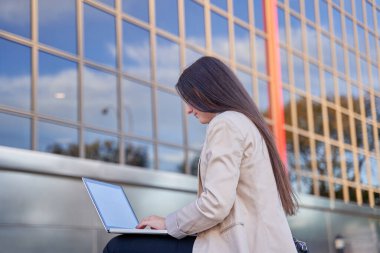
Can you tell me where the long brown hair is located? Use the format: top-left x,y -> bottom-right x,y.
176,56 -> 298,215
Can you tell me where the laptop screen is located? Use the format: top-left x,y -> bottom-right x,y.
83,178 -> 139,229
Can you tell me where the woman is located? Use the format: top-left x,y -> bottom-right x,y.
104,56 -> 298,253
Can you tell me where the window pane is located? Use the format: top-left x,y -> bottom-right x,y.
286,131 -> 295,169
234,24 -> 251,66
372,64 -> 380,91
316,141 -> 327,175
156,36 -> 180,87
319,0 -> 329,31
38,121 -> 78,157
338,78 -> 348,108
356,25 -> 366,55
289,0 -> 300,13
0,0 -> 30,38
355,0 -> 364,23
355,119 -> 363,148
38,52 -> 77,121
341,113 -> 351,144
84,4 -> 116,67
293,55 -> 305,91
299,135 -> 311,171
370,157 -> 379,187
306,25 -> 318,59
280,48 -> 289,84
157,91 -> 183,144
319,180 -> 329,198
185,0 -> 205,47
321,34 -> 332,67
335,184 -> 344,200
236,70 -> 253,97
367,124 -> 375,151
368,33 -> 377,63
233,0 -> 249,22
331,145 -> 341,178
375,96 -> 380,122
95,0 -> 114,7
324,70 -> 334,102
348,50 -> 358,81
328,107 -> 338,140
255,35 -> 266,74
364,91 -> 372,119
360,58 -> 369,87
301,177 -> 314,195
158,145 -> 185,173
296,95 -> 308,130
0,38 -> 31,110
123,22 -> 150,81
0,112 -> 30,149
83,67 -> 117,131
345,17 -> 355,48
211,0 -> 227,10
253,0 -> 264,30
283,89 -> 292,125
258,79 -> 269,117
290,15 -> 302,51
155,0 -> 178,35
187,113 -> 207,149
122,0 -> 149,22
345,150 -> 355,181
335,42 -> 345,74
359,154 -> 368,184
344,0 -> 352,14
85,130 -> 119,163
125,139 -> 154,169
123,80 -> 152,138
351,85 -> 361,114
278,7 -> 286,44
305,0 -> 316,22
39,0 -> 76,54
366,2 -> 374,31
211,12 -> 229,59
309,63 -> 320,97
312,101 -> 324,135
332,8 -> 342,40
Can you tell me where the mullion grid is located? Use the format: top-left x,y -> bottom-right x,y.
280,0 -> 380,206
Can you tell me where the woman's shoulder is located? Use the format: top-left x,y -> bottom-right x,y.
209,111 -> 251,128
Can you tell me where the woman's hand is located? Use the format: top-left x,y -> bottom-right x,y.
136,215 -> 166,230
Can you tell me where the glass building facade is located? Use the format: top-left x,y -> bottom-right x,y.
0,0 -> 380,209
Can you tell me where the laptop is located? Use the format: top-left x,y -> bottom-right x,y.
82,177 -> 168,235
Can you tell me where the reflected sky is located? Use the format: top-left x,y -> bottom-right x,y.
335,42 -> 344,74
0,38 -> 30,110
38,51 -> 77,121
38,120 -> 78,157
345,16 -> 355,48
185,48 -> 203,68
324,71 -> 334,102
156,36 -> 180,87
0,112 -> 30,149
0,0 -> 30,38
357,24 -> 366,55
321,34 -> 332,67
210,0 -> 227,10
234,24 -> 250,66
233,0 -> 248,22
305,0 -> 315,22
280,48 -> 289,84
123,0 -> 149,23
187,113 -> 207,149
157,90 -> 183,144
258,79 -> 269,115
155,0 -> 178,35
158,145 -> 184,173
211,12 -> 229,59
123,21 -> 150,81
185,0 -> 205,47
39,0 -> 76,54
236,70 -> 253,98
355,0 -> 364,23
253,0 -> 264,30
309,63 -> 320,97
255,35 -> 266,74
348,50 -> 358,81
123,79 -> 152,138
366,2 -> 374,31
278,7 -> 286,44
290,15 -> 302,52
84,4 -> 116,67
319,0 -> 329,32
332,7 -> 342,40
83,66 -> 117,131
293,55 -> 305,91
289,0 -> 300,13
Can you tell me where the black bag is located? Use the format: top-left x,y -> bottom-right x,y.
293,237 -> 309,253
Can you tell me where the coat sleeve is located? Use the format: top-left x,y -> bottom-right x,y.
165,118 -> 245,239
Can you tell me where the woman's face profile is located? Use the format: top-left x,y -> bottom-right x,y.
185,103 -> 217,124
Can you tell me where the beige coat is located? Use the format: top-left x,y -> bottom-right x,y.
165,111 -> 297,253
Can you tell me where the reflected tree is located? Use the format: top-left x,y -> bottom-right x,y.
125,143 -> 149,168
46,143 -> 79,157
85,140 -> 119,162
